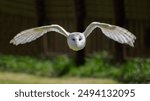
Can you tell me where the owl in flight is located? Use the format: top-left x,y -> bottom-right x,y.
10,22 -> 136,51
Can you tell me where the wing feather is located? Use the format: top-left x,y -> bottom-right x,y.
10,24 -> 69,45
84,22 -> 136,47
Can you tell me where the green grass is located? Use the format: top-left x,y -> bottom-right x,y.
0,53 -> 150,83
0,71 -> 118,84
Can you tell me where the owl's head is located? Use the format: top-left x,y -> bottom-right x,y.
67,32 -> 86,51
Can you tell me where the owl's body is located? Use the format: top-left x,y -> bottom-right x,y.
67,32 -> 86,51
10,22 -> 136,51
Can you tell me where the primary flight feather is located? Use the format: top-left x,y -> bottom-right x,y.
10,22 -> 136,51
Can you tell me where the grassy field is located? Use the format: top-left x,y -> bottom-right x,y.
1,54 -> 150,83
0,71 -> 118,84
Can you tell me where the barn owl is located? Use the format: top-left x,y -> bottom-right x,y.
10,22 -> 136,51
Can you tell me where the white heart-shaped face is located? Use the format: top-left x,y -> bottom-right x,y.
67,32 -> 86,51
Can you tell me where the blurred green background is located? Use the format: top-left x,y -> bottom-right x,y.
0,0 -> 150,83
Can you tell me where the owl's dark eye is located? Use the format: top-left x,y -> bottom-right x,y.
72,38 -> 75,41
79,37 -> 82,41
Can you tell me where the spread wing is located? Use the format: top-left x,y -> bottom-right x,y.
10,24 -> 70,45
83,22 -> 136,47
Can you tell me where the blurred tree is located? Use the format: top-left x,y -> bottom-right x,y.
74,0 -> 86,66
113,0 -> 125,63
36,0 -> 49,55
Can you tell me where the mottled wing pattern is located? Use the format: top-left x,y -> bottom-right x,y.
10,25 -> 69,45
84,22 -> 136,47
